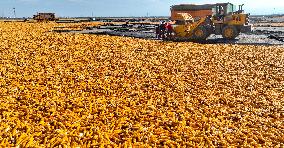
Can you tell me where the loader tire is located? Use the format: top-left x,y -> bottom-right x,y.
222,26 -> 239,40
192,26 -> 209,40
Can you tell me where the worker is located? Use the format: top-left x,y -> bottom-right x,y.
156,25 -> 161,39
165,22 -> 173,38
219,6 -> 225,21
158,21 -> 166,39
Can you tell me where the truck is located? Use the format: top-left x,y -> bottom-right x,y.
33,13 -> 57,22
166,3 -> 252,40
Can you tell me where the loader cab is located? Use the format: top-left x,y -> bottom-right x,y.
212,3 -> 236,17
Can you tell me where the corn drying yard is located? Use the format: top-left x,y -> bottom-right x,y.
0,22 -> 283,147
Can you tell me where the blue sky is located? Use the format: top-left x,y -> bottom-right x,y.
0,0 -> 283,17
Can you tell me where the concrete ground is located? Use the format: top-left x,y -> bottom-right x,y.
62,27 -> 284,46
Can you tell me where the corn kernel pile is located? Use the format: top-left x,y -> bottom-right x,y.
0,22 -> 283,147
54,22 -> 105,31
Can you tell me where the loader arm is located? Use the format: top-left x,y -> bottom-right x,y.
173,13 -> 207,38
185,17 -> 207,37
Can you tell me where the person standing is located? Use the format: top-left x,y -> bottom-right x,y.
159,21 -> 166,39
156,25 -> 161,39
165,22 -> 173,38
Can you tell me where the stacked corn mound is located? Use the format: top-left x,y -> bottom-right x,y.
0,22 -> 283,147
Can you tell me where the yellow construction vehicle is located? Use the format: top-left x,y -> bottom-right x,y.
167,3 -> 252,40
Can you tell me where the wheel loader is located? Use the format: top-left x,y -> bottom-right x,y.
166,3 -> 252,40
